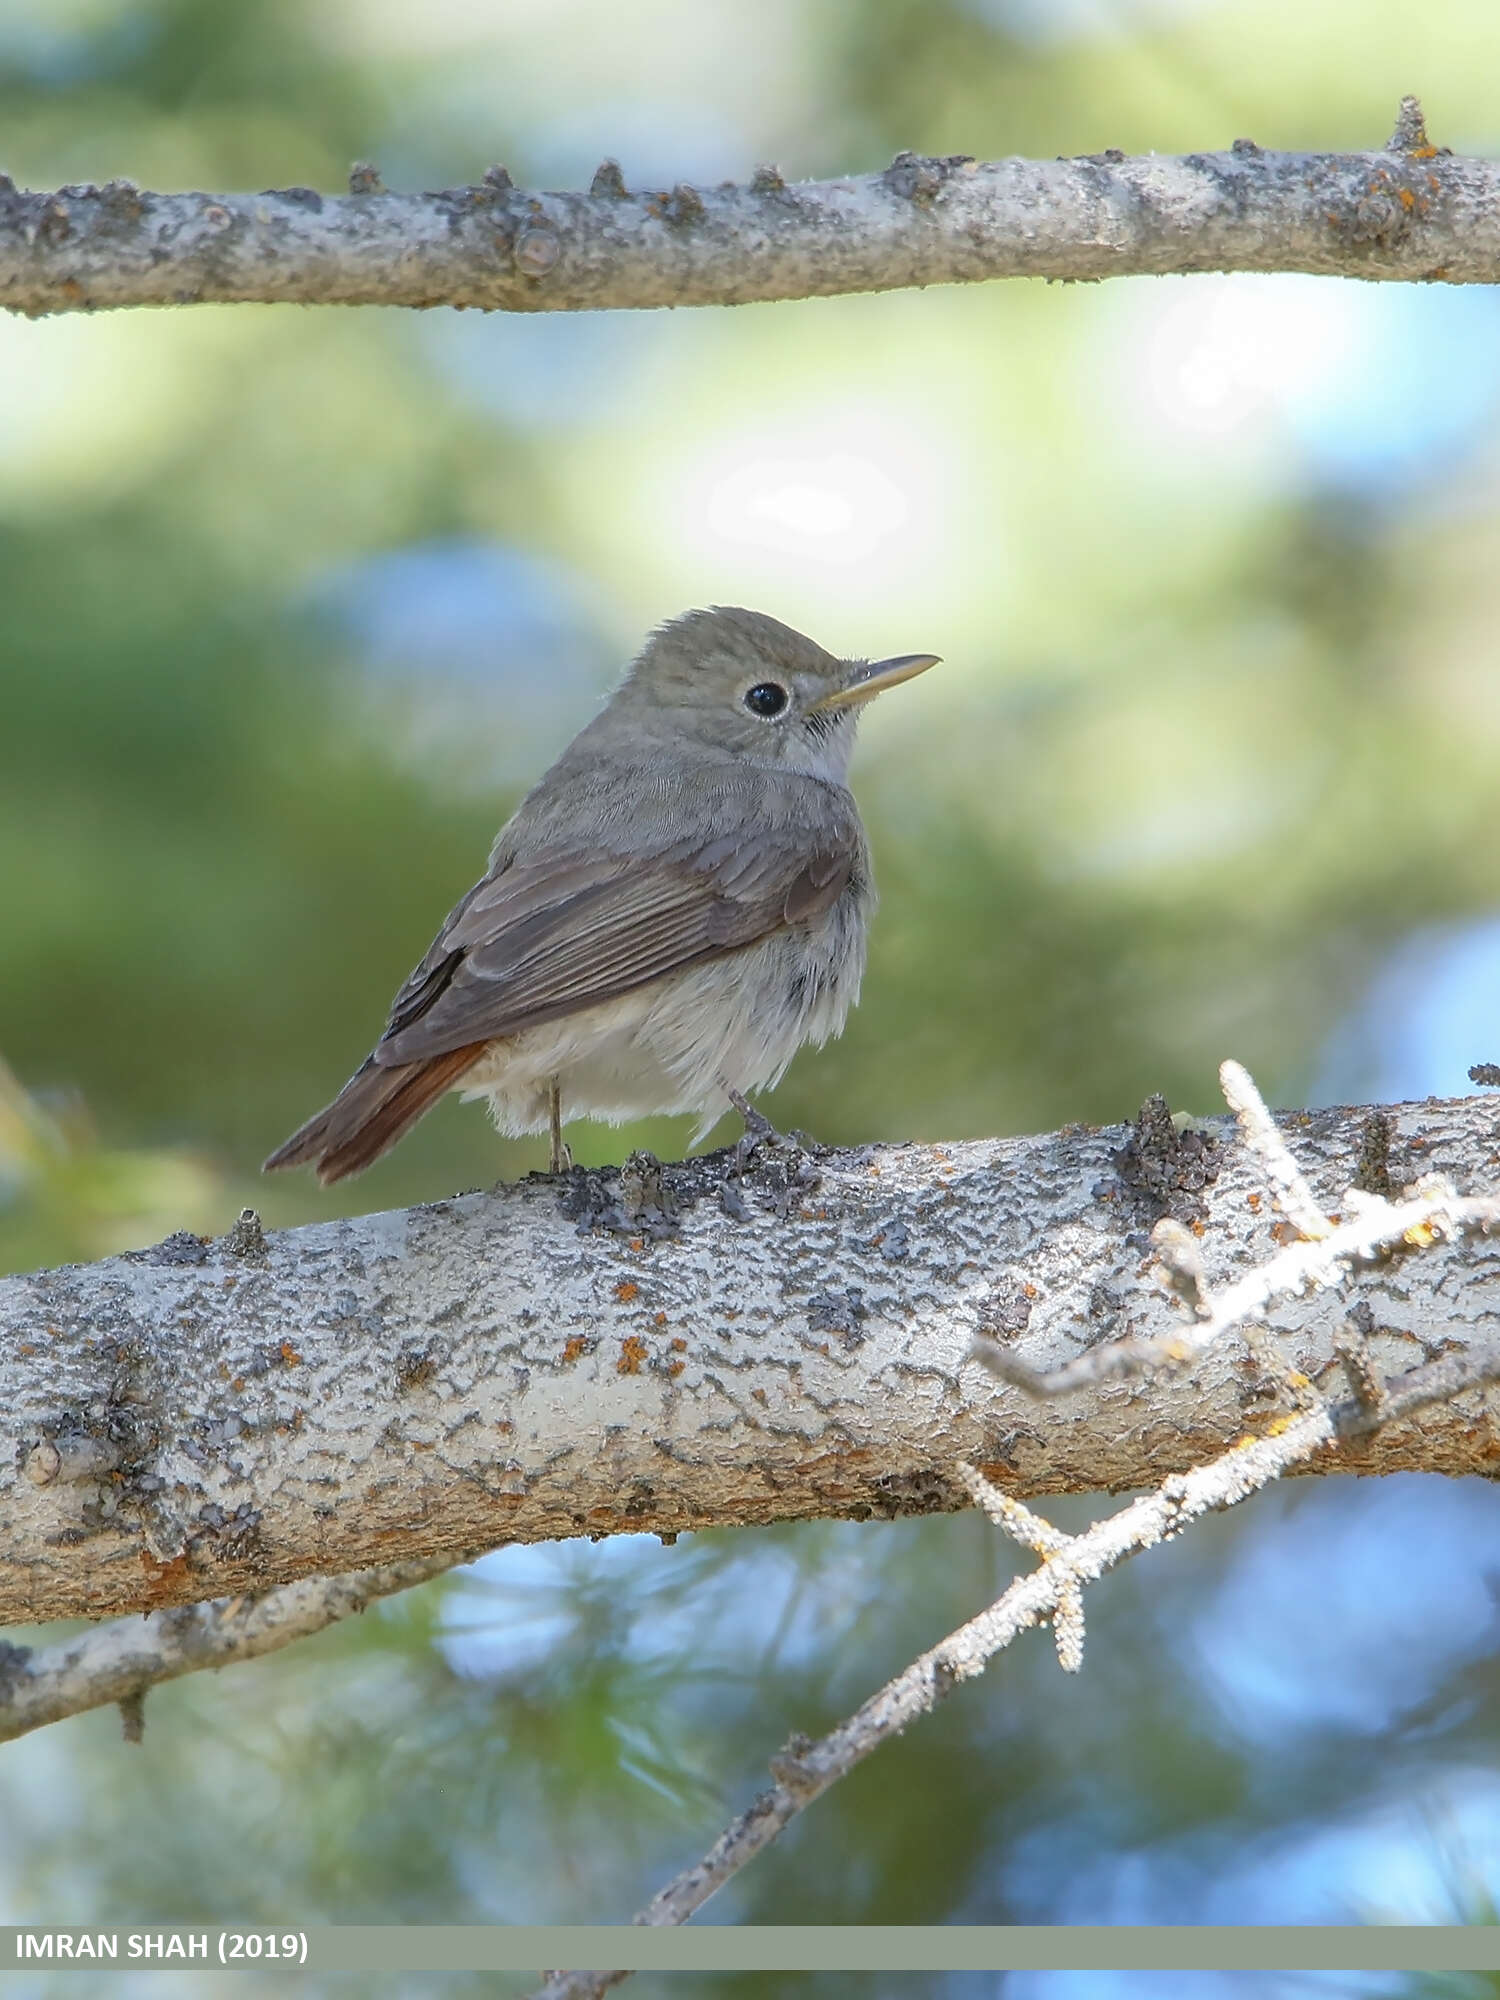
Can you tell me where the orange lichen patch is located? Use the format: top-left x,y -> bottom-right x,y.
279,1340 -> 303,1367
561,1334 -> 590,1364
613,1279 -> 640,1304
1247,1191 -> 1262,1212
139,1551 -> 194,1608
1023,1282 -> 1038,1299
495,1418 -> 513,1433
671,1336 -> 687,1352
17,1344 -> 34,1357
1398,187 -> 1416,210
1188,1218 -> 1206,1237
1262,1412 -> 1303,1438
973,1460 -> 1013,1485
1270,1219 -> 1300,1246
654,1311 -> 668,1327
628,1236 -> 644,1252
751,1387 -> 769,1406
667,1360 -> 685,1377
231,1376 -> 245,1392
617,1335 -> 648,1374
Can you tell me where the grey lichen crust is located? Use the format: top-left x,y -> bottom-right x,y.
5,1094 -> 1500,1626
0,110 -> 1489,320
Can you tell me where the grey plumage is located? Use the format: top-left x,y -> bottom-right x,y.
265,606 -> 937,1184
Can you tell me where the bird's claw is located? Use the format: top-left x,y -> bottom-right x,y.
727,1089 -> 805,1173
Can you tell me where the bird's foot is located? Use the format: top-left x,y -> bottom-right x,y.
549,1135 -> 574,1175
727,1089 -> 804,1172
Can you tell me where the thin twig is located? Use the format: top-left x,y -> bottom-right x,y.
1218,1057 -> 1332,1239
0,1557 -> 453,1743
974,1059 -> 1500,1397
527,1340 -> 1500,2000
973,1187 -> 1500,1393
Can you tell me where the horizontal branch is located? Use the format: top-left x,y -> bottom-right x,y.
0,103 -> 1491,319
6,1088 -> 1500,1627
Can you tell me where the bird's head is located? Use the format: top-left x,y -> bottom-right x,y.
615,605 -> 939,780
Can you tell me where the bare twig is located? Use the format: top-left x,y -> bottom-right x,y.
1218,1057 -> 1332,1239
1333,1308 -> 1388,1416
528,1338 -> 1500,2000
0,107 -> 1494,319
0,1557 -> 452,1743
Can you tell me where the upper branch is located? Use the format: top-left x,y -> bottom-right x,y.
0,113 -> 1490,319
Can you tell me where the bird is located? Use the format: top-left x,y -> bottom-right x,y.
264,605 -> 939,1185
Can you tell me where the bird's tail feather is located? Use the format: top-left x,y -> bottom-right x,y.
263,1046 -> 484,1185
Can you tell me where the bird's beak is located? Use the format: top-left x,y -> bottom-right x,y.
809,653 -> 941,712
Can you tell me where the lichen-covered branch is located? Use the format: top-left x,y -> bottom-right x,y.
0,101 -> 1491,319
6,1083 -> 1500,1630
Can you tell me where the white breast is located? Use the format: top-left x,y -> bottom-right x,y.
459,880 -> 871,1142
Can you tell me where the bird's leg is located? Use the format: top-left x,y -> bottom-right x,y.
548,1077 -> 572,1174
727,1086 -> 795,1171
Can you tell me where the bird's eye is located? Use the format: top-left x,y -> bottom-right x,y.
744,681 -> 789,719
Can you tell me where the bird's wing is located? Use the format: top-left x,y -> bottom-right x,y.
374,816 -> 858,1067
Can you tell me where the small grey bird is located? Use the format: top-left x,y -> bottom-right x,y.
264,606 -> 938,1184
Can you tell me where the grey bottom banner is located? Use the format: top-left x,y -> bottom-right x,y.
3,1927 -> 1500,1973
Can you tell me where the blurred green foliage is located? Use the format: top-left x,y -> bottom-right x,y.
5,0 -> 1500,1971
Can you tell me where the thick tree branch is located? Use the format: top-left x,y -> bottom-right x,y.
6,1087 -> 1500,1628
0,103 -> 1489,319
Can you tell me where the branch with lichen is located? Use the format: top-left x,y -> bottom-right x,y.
6,1068 -> 1500,1635
972,1060 -> 1500,1396
527,1064 -> 1500,2000
0,99 -> 1490,320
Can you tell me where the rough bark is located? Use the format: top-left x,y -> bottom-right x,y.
5,1092 -> 1500,1628
0,115 -> 1489,320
